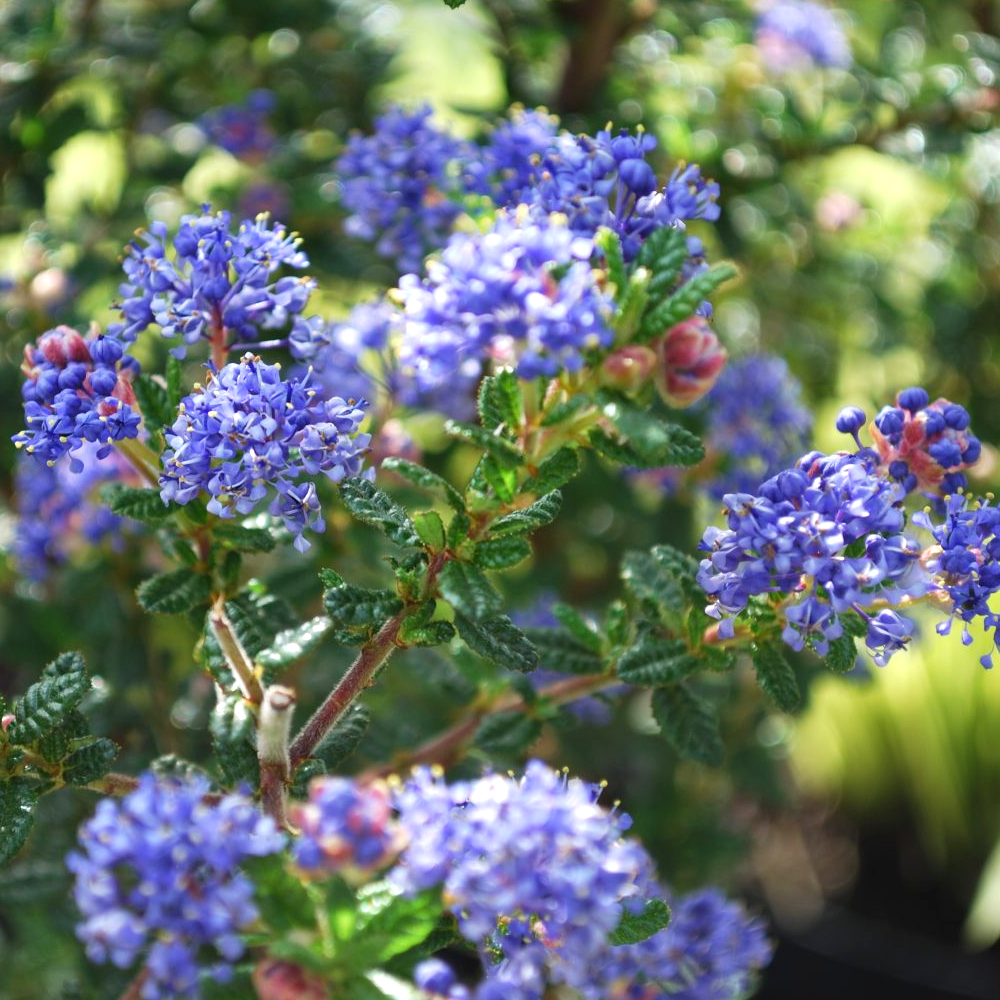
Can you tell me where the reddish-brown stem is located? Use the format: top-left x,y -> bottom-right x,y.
117,966 -> 149,1000
210,313 -> 228,371
210,597 -> 264,704
361,673 -> 619,779
83,771 -> 141,797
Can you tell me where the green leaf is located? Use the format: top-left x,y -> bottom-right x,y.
210,694 -> 258,787
478,369 -> 522,432
637,226 -> 689,298
621,550 -> 685,612
752,644 -> 800,711
446,510 -> 472,550
651,685 -> 723,766
400,620 -> 456,647
166,355 -> 184,409
105,485 -> 171,523
63,737 -> 119,785
352,883 -> 445,967
609,898 -> 671,946
445,420 -> 523,466
639,263 -> 737,341
474,712 -> 542,755
443,0 -> 467,8
438,561 -> 502,621
472,537 -> 531,570
475,455 -> 518,503
522,447 -> 581,496
826,634 -> 859,674
319,567 -> 346,589
245,854 -> 315,934
133,374 -> 172,432
341,478 -> 421,548
523,628 -> 605,675
324,586 -> 403,629
605,600 -> 630,647
455,615 -> 538,673
315,705 -> 371,768
0,780 -> 38,867
137,569 -> 212,614
257,617 -> 332,670
553,604 -> 603,652
596,226 -> 627,293
540,394 -> 591,427
489,492 -> 562,536
616,639 -> 698,686
413,511 -> 446,551
381,458 -> 464,512
597,397 -> 706,468
212,523 -> 277,553
9,654 -> 90,745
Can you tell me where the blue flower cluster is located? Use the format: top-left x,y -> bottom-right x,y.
114,209 -> 314,356
336,105 -> 472,274
866,387 -> 981,500
698,449 -> 925,664
755,0 -> 851,70
915,494 -> 1000,669
397,213 -> 614,386
14,324 -> 141,469
392,760 -> 655,1000
159,354 -> 371,551
13,443 -> 135,582
596,887 -> 772,1000
291,777 -> 401,876
199,89 -> 276,160
67,775 -> 284,1000
468,107 -> 559,206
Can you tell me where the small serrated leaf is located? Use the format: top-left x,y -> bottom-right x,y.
105,485 -> 171,523
137,569 -> 212,614
609,898 -> 671,946
489,492 -> 562,536
324,586 -> 403,629
474,712 -> 542,755
552,604 -> 602,652
478,369 -> 522,432
0,780 -> 39,868
616,639 -> 697,685
133,374 -> 172,432
212,523 -> 277,553
455,615 -> 538,672
257,617 -> 332,669
381,459 -> 464,512
752,643 -> 800,711
63,738 -> 119,785
341,478 -> 421,548
621,550 -> 685,612
445,420 -> 523,466
211,694 -> 258,787
166,355 -> 184,409
639,263 -> 737,341
651,685 -> 723,766
438,562 -> 502,621
826,634 -> 859,674
412,510 -> 446,551
523,628 -> 605,675
316,705 -> 371,768
10,656 -> 90,745
522,448 -> 581,496
473,537 -> 531,570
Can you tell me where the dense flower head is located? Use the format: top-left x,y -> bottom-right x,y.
114,209 -> 314,356
698,448 -> 927,663
14,323 -> 141,469
291,777 -> 401,877
868,387 -> 980,498
67,774 -> 284,1000
13,443 -> 136,581
700,354 -> 813,498
392,760 -> 655,1000
755,0 -> 851,70
159,353 -> 371,551
470,106 -> 560,206
597,887 -> 772,1000
915,493 -> 1000,668
336,105 -> 472,273
397,212 -> 614,387
199,89 -> 277,160
520,129 -> 719,262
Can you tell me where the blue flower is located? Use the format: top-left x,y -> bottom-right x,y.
67,774 -> 284,1000
199,90 -> 277,161
392,761 -> 655,1000
13,325 -> 141,469
396,213 -> 614,388
114,209 -> 314,356
755,1 -> 851,70
336,105 -> 473,273
159,353 -> 371,551
469,107 -> 560,206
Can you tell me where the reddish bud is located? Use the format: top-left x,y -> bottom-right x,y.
652,317 -> 728,408
38,325 -> 90,366
599,345 -> 657,394
253,959 -> 329,1000
1,714 -> 14,733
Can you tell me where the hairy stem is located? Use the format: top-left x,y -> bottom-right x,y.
117,967 -> 150,1000
258,685 -> 296,827
210,598 -> 264,704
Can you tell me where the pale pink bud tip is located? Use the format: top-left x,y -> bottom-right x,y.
653,316 -> 728,408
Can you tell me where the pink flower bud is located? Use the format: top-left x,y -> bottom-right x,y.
599,346 -> 657,394
652,317 -> 728,408
38,325 -> 90,366
253,959 -> 329,1000
1,714 -> 14,733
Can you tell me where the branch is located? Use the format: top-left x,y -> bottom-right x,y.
210,598 -> 264,704
258,685 -> 296,827
117,967 -> 150,1000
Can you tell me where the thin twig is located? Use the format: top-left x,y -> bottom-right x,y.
210,597 -> 264,704
117,966 -> 149,1000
